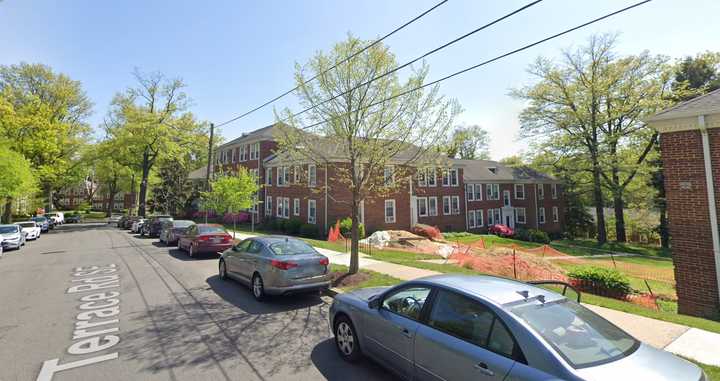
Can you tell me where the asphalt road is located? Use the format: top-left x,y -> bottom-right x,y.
0,223 -> 396,381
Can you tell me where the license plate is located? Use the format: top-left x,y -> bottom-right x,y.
212,238 -> 221,243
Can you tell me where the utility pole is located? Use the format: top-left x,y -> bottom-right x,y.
204,123 -> 214,224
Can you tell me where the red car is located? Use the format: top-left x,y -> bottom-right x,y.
178,224 -> 233,257
488,223 -> 514,237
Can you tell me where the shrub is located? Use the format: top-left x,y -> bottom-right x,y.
513,228 -> 550,244
411,224 -> 443,240
339,217 -> 365,238
567,267 -> 632,296
514,228 -> 531,242
300,223 -> 318,238
285,218 -> 302,235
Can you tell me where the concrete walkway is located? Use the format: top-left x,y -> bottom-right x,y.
228,229 -> 720,366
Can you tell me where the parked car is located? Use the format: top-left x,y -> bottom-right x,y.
488,223 -> 514,237
159,220 -> 195,246
31,216 -> 50,233
65,214 -> 82,223
16,221 -> 41,240
131,218 -> 147,233
329,274 -> 705,381
0,224 -> 26,250
219,236 -> 331,301
142,215 -> 173,237
45,212 -> 64,225
123,216 -> 141,230
45,216 -> 56,230
178,224 -> 232,258
116,215 -> 129,228
108,213 -> 123,225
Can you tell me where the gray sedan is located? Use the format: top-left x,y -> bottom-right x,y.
218,236 -> 332,301
0,224 -> 26,250
329,274 -> 705,381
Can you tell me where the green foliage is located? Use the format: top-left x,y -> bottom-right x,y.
671,51 -> 720,101
300,223 -> 319,238
0,147 -> 36,199
444,124 -> 490,159
285,218 -> 302,235
514,228 -> 550,244
339,217 -> 365,238
567,267 -> 632,295
201,170 -> 259,217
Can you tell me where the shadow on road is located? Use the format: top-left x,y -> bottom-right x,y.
167,248 -> 219,261
311,339 -> 397,381
206,275 -> 324,315
44,223 -> 108,234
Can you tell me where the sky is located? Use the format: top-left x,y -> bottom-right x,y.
2,0 -> 719,160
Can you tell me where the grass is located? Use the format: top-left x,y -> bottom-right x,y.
329,264 -> 402,291
693,360 -> 720,380
553,238 -> 671,258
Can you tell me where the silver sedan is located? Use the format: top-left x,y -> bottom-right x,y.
218,236 -> 332,301
329,274 -> 705,381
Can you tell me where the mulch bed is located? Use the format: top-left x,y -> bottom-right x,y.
330,270 -> 371,288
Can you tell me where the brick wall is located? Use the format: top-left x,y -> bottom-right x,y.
661,129 -> 720,318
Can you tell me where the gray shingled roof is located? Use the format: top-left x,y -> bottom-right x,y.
218,123 -> 283,149
455,159 -> 557,183
647,88 -> 720,122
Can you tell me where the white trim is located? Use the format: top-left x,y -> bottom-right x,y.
442,196 -> 451,215
466,184 -> 475,201
428,196 -> 438,216
514,184 -> 525,200
699,115 -> 720,304
516,207 -> 527,224
476,209 -> 484,227
384,199 -> 396,223
417,197 -> 428,217
293,198 -> 300,216
427,168 -> 437,187
539,207 -> 546,224
451,195 -> 460,215
551,183 -> 558,199
307,199 -> 317,224
538,184 -> 545,200
384,165 -> 395,186
468,210 -> 476,228
308,164 -> 317,187
503,190 -> 511,207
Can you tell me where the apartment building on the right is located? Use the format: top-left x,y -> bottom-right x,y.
457,159 -> 564,236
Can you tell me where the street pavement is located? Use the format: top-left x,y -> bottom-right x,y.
0,223 -> 396,381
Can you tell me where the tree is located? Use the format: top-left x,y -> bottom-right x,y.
499,155 -> 525,167
445,124 -> 490,159
513,34 -> 670,243
151,160 -> 193,216
200,170 -> 259,237
0,63 -> 92,211
91,142 -> 134,216
104,69 -> 209,216
0,146 -> 36,223
276,35 -> 460,274
671,51 -> 720,101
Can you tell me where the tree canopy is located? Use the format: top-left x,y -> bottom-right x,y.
445,124 -> 490,160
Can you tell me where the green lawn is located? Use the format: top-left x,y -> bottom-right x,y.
553,238 -> 671,258
329,264 -> 402,291
694,360 -> 720,381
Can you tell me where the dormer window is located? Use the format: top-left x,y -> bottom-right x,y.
488,167 -> 497,174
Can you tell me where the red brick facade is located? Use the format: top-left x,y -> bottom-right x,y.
661,129 -> 720,317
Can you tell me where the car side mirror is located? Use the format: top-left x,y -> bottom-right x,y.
368,296 -> 381,310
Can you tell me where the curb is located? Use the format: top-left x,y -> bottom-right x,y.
323,287 -> 342,298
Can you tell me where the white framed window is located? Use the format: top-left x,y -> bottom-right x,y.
384,166 -> 394,186
277,167 -> 286,186
441,169 -> 450,186
418,169 -> 427,187
551,184 -> 558,199
308,199 -> 316,224
450,169 -> 458,186
442,196 -> 451,215
552,206 -> 559,222
428,197 -> 438,216
515,208 -> 526,224
427,168 -> 437,187
468,210 -> 476,228
539,207 -> 546,224
265,168 -> 272,186
240,145 -> 247,161
417,197 -> 428,217
308,164 -> 317,187
538,184 -> 545,200
293,166 -> 300,184
293,198 -> 300,216
265,195 -> 272,216
488,208 -> 501,225
486,184 -> 500,200
249,142 -> 259,160
451,196 -> 460,215
283,197 -> 290,218
475,209 -> 484,227
474,184 -> 482,201
466,184 -> 475,201
276,196 -> 283,218
514,184 -> 525,200
503,190 -> 511,207
384,199 -> 396,223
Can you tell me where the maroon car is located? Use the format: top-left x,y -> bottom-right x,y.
178,224 -> 233,257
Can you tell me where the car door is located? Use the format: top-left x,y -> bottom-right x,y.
180,225 -> 196,250
363,285 -> 432,380
226,239 -> 252,279
414,289 -> 519,381
241,240 -> 265,279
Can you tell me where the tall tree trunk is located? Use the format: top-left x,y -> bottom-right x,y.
613,193 -> 627,242
106,191 -> 117,217
2,197 -> 12,224
349,197 -> 360,275
45,183 -> 54,212
591,156 -> 607,244
138,153 -> 151,217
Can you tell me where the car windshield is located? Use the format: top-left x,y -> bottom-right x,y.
510,299 -> 638,369
173,220 -> 194,228
198,226 -> 226,234
0,226 -> 19,234
269,240 -> 316,255
18,223 -> 36,228
33,217 -> 47,222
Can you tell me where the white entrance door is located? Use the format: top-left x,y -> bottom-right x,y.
410,196 -> 418,226
501,206 -> 515,229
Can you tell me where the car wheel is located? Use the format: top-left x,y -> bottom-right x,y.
334,316 -> 361,362
219,260 -> 228,280
251,274 -> 265,301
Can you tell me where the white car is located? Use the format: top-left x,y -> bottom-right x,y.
45,212 -> 64,225
131,218 -> 146,233
17,221 -> 41,240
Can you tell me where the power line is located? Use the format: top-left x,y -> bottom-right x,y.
296,0 -> 652,132
289,0 -> 544,120
215,0 -> 449,128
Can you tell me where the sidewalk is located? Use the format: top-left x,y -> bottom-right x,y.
228,229 -> 720,366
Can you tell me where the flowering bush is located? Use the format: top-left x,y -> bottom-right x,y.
411,224 -> 443,240
192,210 -> 217,219
488,224 -> 514,237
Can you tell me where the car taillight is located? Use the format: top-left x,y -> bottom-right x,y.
271,260 -> 298,270
319,258 -> 329,266
222,235 -> 231,243
198,236 -> 210,242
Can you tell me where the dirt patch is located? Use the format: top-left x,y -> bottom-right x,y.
330,270 -> 371,288
450,246 -> 568,281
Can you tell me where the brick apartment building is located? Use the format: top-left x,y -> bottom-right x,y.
214,124 -> 564,236
648,88 -> 720,318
